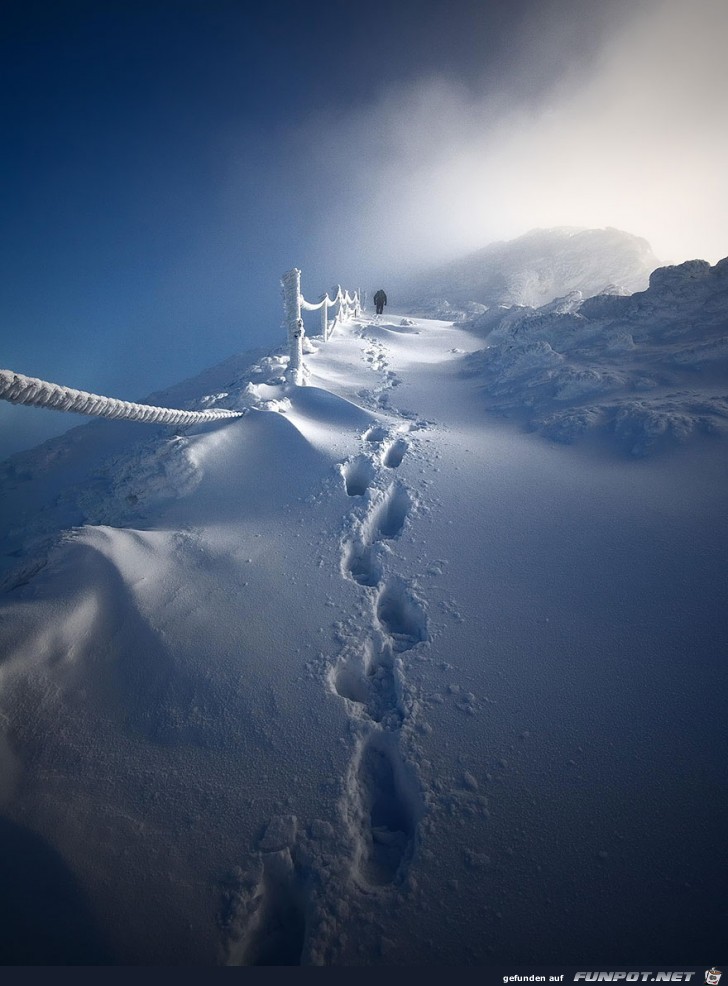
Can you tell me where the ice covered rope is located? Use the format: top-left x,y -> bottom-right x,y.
0,368 -> 244,426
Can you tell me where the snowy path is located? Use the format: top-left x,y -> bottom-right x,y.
0,314 -> 726,965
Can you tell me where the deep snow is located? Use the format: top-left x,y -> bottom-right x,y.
0,280 -> 726,965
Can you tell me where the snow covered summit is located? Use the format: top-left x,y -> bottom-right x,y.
0,282 -> 726,965
397,226 -> 660,315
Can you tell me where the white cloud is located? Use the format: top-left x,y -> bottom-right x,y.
303,0 -> 728,277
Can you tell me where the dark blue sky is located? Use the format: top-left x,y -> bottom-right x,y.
0,0 -> 525,455
1,0 -> 724,458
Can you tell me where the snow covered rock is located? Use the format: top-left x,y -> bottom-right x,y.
462,256 -> 728,455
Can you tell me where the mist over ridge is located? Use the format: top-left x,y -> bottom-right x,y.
391,226 -> 662,314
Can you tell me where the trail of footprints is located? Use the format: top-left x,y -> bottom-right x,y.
336,333 -> 430,898
333,406 -> 429,893
358,334 -> 402,411
225,330 -> 430,964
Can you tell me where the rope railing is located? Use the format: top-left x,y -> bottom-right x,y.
0,368 -> 244,427
281,268 -> 360,385
0,269 -> 360,426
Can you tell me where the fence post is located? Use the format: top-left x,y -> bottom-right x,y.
334,285 -> 343,329
321,298 -> 329,341
281,268 -> 304,386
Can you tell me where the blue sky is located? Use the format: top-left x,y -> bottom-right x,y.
1,0 -> 726,459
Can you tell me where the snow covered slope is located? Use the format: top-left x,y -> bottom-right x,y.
0,290 -> 726,965
397,227 -> 660,315
460,257 -> 728,455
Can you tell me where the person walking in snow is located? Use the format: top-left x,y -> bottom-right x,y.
373,289 -> 387,316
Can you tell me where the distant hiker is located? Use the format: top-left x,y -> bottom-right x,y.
373,289 -> 387,316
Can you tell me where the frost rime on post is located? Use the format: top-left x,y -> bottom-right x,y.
281,267 -> 305,386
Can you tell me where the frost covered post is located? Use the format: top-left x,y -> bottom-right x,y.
334,285 -> 343,325
281,267 -> 305,386
321,297 -> 329,341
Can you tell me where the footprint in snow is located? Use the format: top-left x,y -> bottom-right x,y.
342,540 -> 382,588
351,735 -> 418,888
375,579 -> 428,653
366,483 -> 410,541
341,483 -> 411,587
362,424 -> 389,445
382,438 -> 408,469
341,455 -> 377,497
224,816 -> 307,967
332,640 -> 402,726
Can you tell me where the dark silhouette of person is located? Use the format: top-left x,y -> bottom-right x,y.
373,289 -> 387,315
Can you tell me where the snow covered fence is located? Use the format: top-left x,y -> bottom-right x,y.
0,270 -> 361,420
281,268 -> 360,385
0,369 -> 244,426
